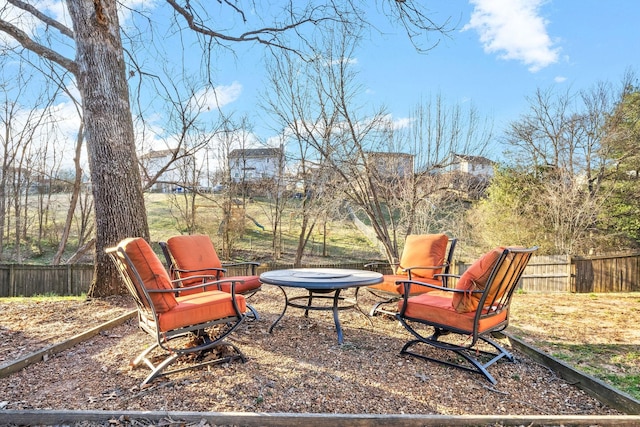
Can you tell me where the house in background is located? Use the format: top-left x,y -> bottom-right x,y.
446,153 -> 494,179
228,147 -> 283,182
367,152 -> 414,180
139,149 -> 180,192
441,153 -> 495,200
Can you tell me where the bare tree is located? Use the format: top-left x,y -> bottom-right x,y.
262,46 -> 346,265
0,61 -> 59,261
382,96 -> 493,248
493,82 -> 621,254
52,75 -> 86,265
0,0 -> 451,295
262,22 -> 489,263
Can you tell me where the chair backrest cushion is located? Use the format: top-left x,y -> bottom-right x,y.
120,237 -> 178,313
451,247 -> 504,313
166,234 -> 224,281
397,234 -> 449,279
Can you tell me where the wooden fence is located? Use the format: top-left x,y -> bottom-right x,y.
0,264 -> 94,297
572,253 -> 640,293
1,253 -> 640,297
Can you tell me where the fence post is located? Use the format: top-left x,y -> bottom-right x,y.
67,264 -> 72,295
570,257 -> 576,293
9,264 -> 15,297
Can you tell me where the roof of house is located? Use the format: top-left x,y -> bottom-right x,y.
366,151 -> 413,158
139,149 -> 177,160
229,148 -> 283,158
452,153 -> 494,165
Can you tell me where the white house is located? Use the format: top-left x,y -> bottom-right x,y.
228,147 -> 283,182
447,153 -> 494,179
139,149 -> 180,192
366,152 -> 414,180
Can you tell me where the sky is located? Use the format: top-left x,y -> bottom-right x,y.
206,0 -> 640,161
359,0 -> 640,146
2,0 -> 640,168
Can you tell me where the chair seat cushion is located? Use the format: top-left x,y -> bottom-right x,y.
156,290 -> 247,332
369,275 -> 441,296
399,291 -> 508,333
168,234 -> 223,269
167,235 -> 223,291
167,235 -> 260,297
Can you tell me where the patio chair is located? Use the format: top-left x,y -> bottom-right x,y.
159,234 -> 262,319
365,234 -> 457,317
395,245 -> 537,384
106,237 -> 247,386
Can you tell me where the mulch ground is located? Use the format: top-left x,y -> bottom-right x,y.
1,290 -> 639,424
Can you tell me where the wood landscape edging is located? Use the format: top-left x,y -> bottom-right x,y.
1,410 -> 640,427
1,313 -> 639,425
0,310 -> 136,379
504,332 -> 640,415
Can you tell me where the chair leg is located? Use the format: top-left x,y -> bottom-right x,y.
369,296 -> 400,317
246,303 -> 260,321
132,333 -> 246,387
399,330 -> 514,385
140,352 -> 181,386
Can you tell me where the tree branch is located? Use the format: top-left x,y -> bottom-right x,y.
0,19 -> 78,75
7,0 -> 74,38
165,0 -> 333,55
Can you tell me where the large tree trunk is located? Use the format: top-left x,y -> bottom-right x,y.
67,0 -> 149,296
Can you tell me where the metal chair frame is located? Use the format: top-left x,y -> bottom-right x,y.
366,238 -> 457,317
107,244 -> 246,386
395,246 -> 537,384
159,239 -> 261,319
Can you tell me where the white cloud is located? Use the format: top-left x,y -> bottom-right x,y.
190,82 -> 243,112
554,75 -> 567,83
463,0 -> 560,72
391,117 -> 414,130
33,0 -> 70,27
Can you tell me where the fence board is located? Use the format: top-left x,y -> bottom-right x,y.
521,254 -> 570,292
3,253 -> 640,297
572,253 -> 640,293
0,264 -> 93,297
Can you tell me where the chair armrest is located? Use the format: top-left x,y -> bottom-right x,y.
403,263 -> 449,281
222,261 -> 260,275
147,278 -> 246,318
172,266 -> 226,279
397,279 -> 482,300
161,277 -> 245,294
432,273 -> 460,288
403,263 -> 448,273
435,273 -> 460,279
171,275 -> 218,290
364,261 -> 399,271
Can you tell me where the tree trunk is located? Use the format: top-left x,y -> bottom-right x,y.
67,0 -> 149,296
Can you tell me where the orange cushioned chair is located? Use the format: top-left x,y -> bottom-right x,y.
106,237 -> 247,386
365,234 -> 457,317
395,245 -> 537,384
160,234 -> 262,319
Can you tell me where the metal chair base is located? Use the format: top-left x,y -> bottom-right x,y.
131,336 -> 246,386
399,329 -> 514,385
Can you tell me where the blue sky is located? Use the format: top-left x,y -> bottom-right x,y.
2,0 -> 639,167
361,0 -> 639,157
209,0 -> 640,161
